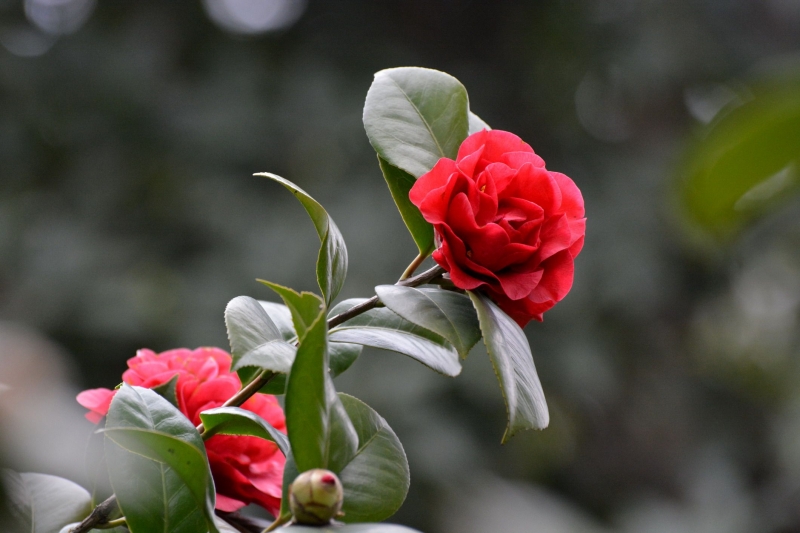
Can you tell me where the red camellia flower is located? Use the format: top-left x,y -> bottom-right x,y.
77,347 -> 286,516
409,129 -> 586,326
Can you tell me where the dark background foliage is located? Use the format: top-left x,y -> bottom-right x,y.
2,1 -> 800,531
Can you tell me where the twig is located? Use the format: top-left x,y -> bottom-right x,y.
398,252 -> 426,281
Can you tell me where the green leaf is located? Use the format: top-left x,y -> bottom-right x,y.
328,299 -> 461,377
377,156 -> 434,256
337,394 -> 409,523
255,173 -> 348,305
151,374 -> 180,409
468,110 -> 491,134
199,406 -> 290,457
259,301 -> 296,340
375,285 -> 481,359
282,289 -> 358,473
278,450 -> 299,522
363,67 -> 470,178
104,385 -> 218,533
258,299 -> 362,378
3,471 -> 92,533
285,524 -> 422,532
679,82 -> 800,238
469,292 -> 549,442
225,295 -> 296,375
260,281 -> 326,341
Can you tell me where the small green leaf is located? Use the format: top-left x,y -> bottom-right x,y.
282,289 -> 358,473
377,156 -> 434,256
255,173 -> 348,305
260,281 -> 326,340
151,374 -> 180,409
199,406 -> 290,457
104,385 -> 218,533
337,394 -> 409,523
328,299 -> 461,377
3,471 -> 92,533
364,67 -> 470,178
258,299 -> 362,377
469,292 -> 549,442
375,285 -> 481,358
225,295 -> 295,375
468,110 -> 491,134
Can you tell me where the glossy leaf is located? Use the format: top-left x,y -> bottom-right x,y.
259,301 -> 296,340
469,291 -> 549,442
363,67 -> 469,178
259,299 -> 362,378
225,295 -> 295,375
378,156 -> 434,256
337,394 -> 409,523
3,471 -> 92,533
468,110 -> 491,134
679,82 -> 800,238
375,285 -> 481,358
256,173 -> 348,305
199,406 -> 290,457
281,289 -> 358,473
151,374 -> 179,409
328,299 -> 461,377
260,281 -> 326,340
104,385 -> 218,533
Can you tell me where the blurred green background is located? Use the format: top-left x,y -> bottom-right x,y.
2,0 -> 800,532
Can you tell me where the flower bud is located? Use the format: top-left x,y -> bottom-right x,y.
289,468 -> 344,525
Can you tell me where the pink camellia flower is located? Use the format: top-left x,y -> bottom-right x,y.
77,347 -> 286,516
409,129 -> 586,326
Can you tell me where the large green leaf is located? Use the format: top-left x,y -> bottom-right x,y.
285,525 -> 422,533
679,82 -> 800,238
337,394 -> 409,523
363,67 -> 469,178
468,292 -> 549,442
199,406 -> 290,457
256,173 -> 348,305
226,295 -> 296,375
3,471 -> 92,533
104,385 -> 218,533
259,299 -> 362,378
377,156 -> 434,256
281,288 -> 358,473
375,285 -> 481,359
328,299 -> 461,377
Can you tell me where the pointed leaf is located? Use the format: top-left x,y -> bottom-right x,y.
328,299 -> 461,377
3,471 -> 92,533
260,281 -> 326,340
468,110 -> 491,134
337,394 -> 409,523
364,67 -> 470,178
375,285 -> 481,358
255,173 -> 348,305
469,291 -> 549,442
258,298 -> 362,377
104,385 -> 218,533
282,289 -> 358,473
151,374 -> 180,409
225,295 -> 295,375
377,156 -> 434,256
199,406 -> 290,457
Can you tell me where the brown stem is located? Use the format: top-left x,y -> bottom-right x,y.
69,495 -> 118,533
326,264 -> 444,329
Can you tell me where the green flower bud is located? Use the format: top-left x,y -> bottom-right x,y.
289,468 -> 344,525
